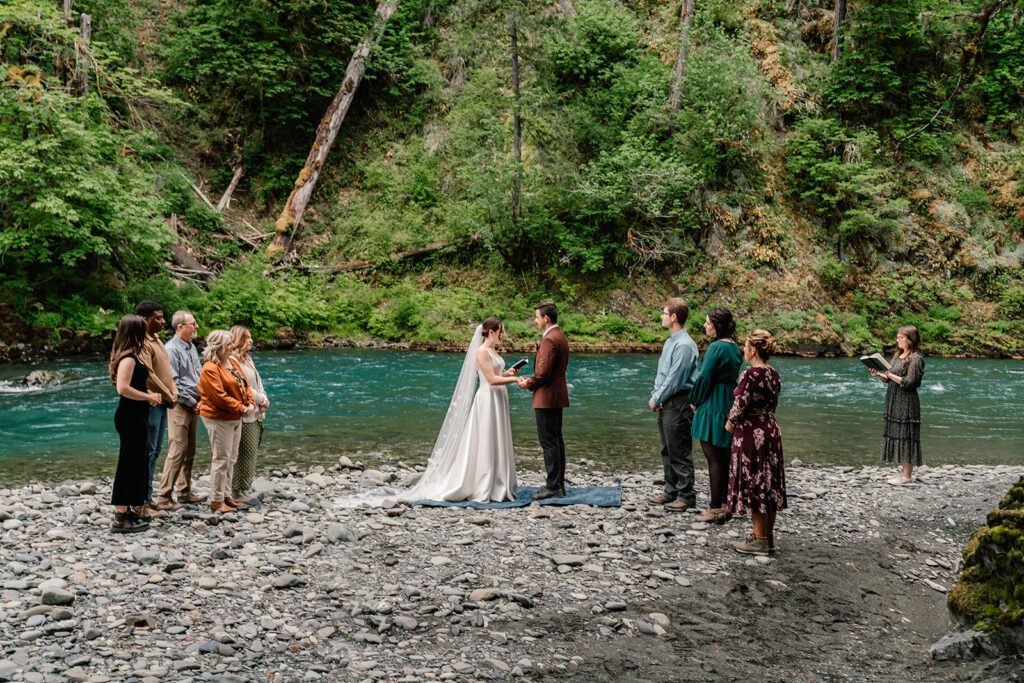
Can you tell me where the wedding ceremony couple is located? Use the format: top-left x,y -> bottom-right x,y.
336,301 -> 568,507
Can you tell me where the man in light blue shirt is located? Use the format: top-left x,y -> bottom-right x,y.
153,310 -> 207,509
649,297 -> 699,511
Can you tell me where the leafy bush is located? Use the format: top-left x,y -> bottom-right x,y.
998,284 -> 1024,318
825,0 -> 954,130
958,184 -> 991,216
546,0 -> 642,87
1,80 -> 171,304
928,304 -> 962,323
775,310 -> 807,332
671,30 -> 770,185
786,117 -> 906,251
972,9 -> 1024,130
827,311 -> 878,351
816,254 -> 847,291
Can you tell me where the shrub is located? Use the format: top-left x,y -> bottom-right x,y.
816,254 -> 847,291
998,284 -> 1024,318
786,117 -> 905,252
775,310 -> 807,332
672,31 -> 770,185
546,0 -> 642,87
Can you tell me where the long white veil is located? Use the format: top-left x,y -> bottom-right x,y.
333,325 -> 483,507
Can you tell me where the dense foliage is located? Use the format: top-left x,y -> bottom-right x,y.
1,0 -> 1022,353
0,0 -> 175,307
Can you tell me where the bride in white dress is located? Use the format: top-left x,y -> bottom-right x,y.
335,318 -> 520,506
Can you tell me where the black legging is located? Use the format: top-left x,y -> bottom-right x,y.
700,441 -> 731,509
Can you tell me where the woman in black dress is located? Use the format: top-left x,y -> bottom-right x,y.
868,325 -> 924,485
109,315 -> 162,533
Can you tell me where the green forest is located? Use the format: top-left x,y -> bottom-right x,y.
1,0 -> 1023,356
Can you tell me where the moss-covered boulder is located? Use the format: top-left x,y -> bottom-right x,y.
941,476 -> 1024,656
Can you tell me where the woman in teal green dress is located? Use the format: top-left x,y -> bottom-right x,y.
690,308 -> 744,523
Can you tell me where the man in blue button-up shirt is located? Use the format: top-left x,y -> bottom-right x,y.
649,297 -> 699,511
153,310 -> 207,509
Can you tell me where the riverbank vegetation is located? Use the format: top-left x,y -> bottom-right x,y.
2,0 -> 1023,356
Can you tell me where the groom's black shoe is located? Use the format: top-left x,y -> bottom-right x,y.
532,486 -> 564,501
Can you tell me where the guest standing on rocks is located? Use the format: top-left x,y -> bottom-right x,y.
725,329 -> 787,556
135,301 -> 178,520
109,315 -> 162,533
869,325 -> 925,486
199,330 -> 256,513
229,325 -> 270,506
153,310 -> 206,511
648,298 -> 699,513
690,308 -> 743,524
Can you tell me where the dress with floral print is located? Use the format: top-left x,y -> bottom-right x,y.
726,366 -> 787,515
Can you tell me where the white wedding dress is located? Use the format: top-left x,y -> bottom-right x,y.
334,326 -> 517,507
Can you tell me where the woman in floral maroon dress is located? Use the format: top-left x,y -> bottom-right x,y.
725,329 -> 787,556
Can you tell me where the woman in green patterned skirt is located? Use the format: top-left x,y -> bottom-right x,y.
229,325 -> 269,504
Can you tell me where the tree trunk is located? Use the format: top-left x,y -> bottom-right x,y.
667,0 -> 696,111
76,14 -> 90,95
510,14 -> 523,232
216,166 -> 245,212
269,0 -> 399,259
831,0 -> 847,62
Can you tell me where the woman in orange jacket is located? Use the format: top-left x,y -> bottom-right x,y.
199,329 -> 256,513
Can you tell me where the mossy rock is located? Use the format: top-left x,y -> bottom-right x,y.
985,509 -> 1024,532
948,566 -> 997,625
999,476 -> 1024,510
962,526 -> 988,563
948,478 -> 1024,637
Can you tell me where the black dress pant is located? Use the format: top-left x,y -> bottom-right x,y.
535,407 -> 566,491
657,391 -> 695,506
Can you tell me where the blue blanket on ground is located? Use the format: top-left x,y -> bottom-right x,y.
413,485 -> 621,509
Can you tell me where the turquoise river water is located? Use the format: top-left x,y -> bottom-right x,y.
0,350 -> 1021,485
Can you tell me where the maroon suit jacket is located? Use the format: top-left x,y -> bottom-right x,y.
523,326 -> 569,409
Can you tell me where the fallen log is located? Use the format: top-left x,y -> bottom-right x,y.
269,0 -> 400,260
168,244 -> 214,281
216,166 -> 245,212
314,232 -> 483,274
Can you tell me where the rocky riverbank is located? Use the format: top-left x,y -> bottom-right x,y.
2,462 -> 1023,682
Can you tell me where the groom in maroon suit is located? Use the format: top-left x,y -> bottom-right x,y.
517,301 -> 570,500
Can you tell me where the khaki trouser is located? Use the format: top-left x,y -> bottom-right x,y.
202,416 -> 241,503
157,403 -> 200,502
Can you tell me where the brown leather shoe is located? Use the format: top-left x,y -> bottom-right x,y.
144,505 -> 167,518
178,492 -> 207,504
224,497 -> 247,509
694,507 -> 718,523
664,500 -> 690,512
649,494 -> 676,505
210,501 -> 237,513
733,533 -> 771,556
152,499 -> 182,512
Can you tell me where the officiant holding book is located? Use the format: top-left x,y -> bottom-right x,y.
867,325 -> 925,485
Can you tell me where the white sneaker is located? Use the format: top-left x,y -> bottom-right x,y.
887,475 -> 912,486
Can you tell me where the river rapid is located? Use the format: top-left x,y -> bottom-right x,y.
1,349 -> 1021,485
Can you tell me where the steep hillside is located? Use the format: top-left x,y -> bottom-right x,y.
1,0 -> 1022,357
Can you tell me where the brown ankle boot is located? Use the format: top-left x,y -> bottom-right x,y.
695,507 -> 718,523
733,533 -> 771,556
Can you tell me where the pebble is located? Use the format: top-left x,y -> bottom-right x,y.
40,588 -> 74,606
0,464 -> 1016,681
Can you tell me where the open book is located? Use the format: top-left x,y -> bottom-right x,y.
860,352 -> 891,372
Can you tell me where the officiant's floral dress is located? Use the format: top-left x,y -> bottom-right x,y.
880,353 -> 924,465
726,366 -> 787,515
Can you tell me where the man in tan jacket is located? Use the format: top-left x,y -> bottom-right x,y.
136,301 -> 178,516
